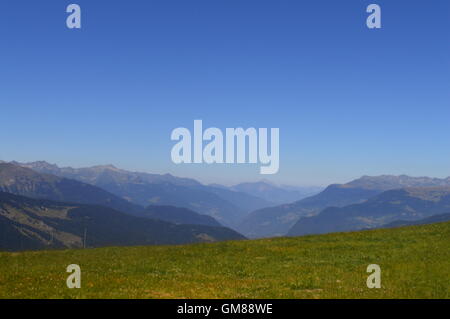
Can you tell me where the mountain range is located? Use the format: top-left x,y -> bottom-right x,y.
287,187 -> 450,236
15,161 -> 273,227
0,163 -> 142,215
239,175 -> 450,238
0,191 -> 245,251
3,160 -> 450,243
0,162 -> 249,250
211,181 -> 322,205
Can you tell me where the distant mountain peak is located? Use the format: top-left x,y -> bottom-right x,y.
346,174 -> 450,190
89,164 -> 120,171
22,160 -> 59,169
20,161 -> 122,172
258,179 -> 278,186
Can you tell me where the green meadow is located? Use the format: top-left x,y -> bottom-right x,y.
0,222 -> 449,299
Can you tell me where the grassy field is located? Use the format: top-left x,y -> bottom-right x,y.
0,222 -> 449,299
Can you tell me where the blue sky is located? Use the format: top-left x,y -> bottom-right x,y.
0,0 -> 449,186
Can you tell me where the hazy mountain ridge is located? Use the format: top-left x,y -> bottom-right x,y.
347,175 -> 450,190
0,191 -> 245,251
222,181 -> 322,205
0,163 -> 143,215
143,205 -> 222,227
239,175 -> 450,238
17,161 -> 271,227
287,187 -> 450,237
196,184 -> 273,216
8,161 -> 450,239
238,184 -> 381,238
17,161 -> 201,187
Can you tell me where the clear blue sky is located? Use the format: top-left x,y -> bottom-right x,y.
0,1 -> 449,186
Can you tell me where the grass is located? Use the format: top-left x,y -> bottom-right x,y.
0,221 -> 449,299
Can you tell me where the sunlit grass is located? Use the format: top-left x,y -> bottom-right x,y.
0,222 -> 449,299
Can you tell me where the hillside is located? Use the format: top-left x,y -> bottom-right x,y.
0,192 -> 245,251
0,163 -> 142,215
288,187 -> 450,236
143,205 -> 222,227
380,213 -> 450,228
239,175 -> 450,238
0,221 -> 448,298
